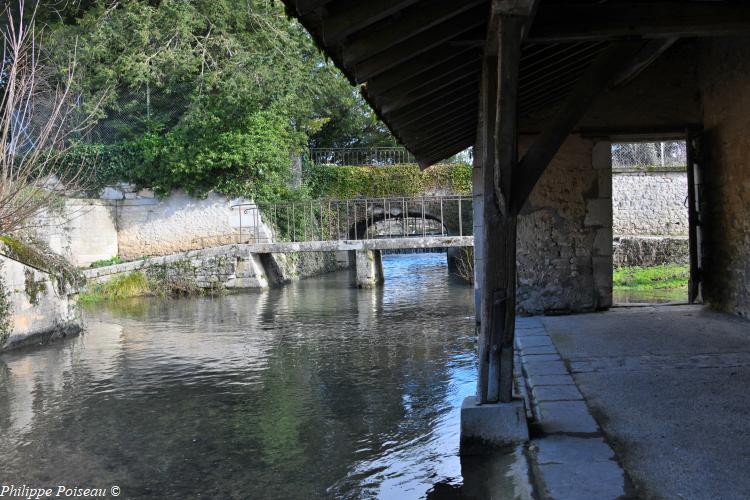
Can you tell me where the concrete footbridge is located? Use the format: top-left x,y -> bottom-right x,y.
232,196 -> 474,286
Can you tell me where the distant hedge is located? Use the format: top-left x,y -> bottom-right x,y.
305,163 -> 472,199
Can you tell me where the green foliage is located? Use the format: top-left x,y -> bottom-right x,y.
80,260 -> 204,303
44,0 -> 398,199
79,272 -> 151,303
305,163 -> 472,199
613,264 -> 690,291
89,256 -> 123,268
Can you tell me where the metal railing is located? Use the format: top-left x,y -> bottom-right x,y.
231,196 -> 473,244
310,147 -> 416,166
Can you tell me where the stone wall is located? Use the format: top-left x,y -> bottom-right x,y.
34,190 -> 268,266
699,38 -> 750,319
35,200 -> 119,267
613,236 -> 689,267
612,170 -> 689,237
515,136 -> 612,315
114,191 -> 262,260
0,255 -> 80,352
83,245 -> 347,291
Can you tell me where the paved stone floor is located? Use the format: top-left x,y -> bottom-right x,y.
537,305 -> 750,500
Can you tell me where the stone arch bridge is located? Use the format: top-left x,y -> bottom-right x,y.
234,196 -> 474,287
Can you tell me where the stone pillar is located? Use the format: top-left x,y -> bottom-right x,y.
590,141 -> 613,309
224,252 -> 269,290
353,250 -> 384,288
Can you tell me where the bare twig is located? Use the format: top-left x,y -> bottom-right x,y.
0,0 -> 102,234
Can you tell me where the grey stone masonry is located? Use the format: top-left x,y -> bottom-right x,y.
352,249 -> 384,288
83,245 -> 269,290
515,316 -> 631,500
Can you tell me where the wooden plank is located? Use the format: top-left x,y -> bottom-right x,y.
354,9 -> 487,82
343,0 -> 486,66
510,41 -> 644,215
396,96 -> 478,129
385,82 -> 479,124
365,46 -> 478,93
417,139 -> 475,168
295,0 -> 333,15
398,102 -> 479,134
406,122 -> 478,152
323,0 -> 421,45
529,1 -> 750,42
374,57 -> 481,102
379,70 -> 482,114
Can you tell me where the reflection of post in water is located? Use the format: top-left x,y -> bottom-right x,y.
427,447 -> 533,499
356,282 -> 383,332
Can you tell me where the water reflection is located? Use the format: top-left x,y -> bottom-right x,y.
0,254 -> 531,498
613,287 -> 688,304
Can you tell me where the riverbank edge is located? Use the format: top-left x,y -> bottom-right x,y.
0,253 -> 82,354
515,316 -> 636,499
80,245 -> 350,301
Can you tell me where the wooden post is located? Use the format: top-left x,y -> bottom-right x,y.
476,12 -> 523,405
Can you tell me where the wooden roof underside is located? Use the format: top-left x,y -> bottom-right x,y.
283,0 -> 750,166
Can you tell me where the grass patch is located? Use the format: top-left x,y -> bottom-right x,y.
89,256 -> 123,268
613,264 -> 690,291
78,272 -> 151,304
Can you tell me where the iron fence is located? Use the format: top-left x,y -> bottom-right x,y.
231,196 -> 473,244
310,147 -> 416,166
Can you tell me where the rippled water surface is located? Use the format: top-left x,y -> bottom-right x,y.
0,254 -> 531,499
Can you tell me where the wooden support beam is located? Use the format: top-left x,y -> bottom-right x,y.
510,41 -> 646,215
353,11 -> 486,82
476,11 -> 525,405
343,0 -> 486,66
323,0 -> 421,45
528,1 -> 750,42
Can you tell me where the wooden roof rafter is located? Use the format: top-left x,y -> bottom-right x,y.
282,0 -> 750,167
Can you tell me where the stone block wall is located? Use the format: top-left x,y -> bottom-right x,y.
34,190 -> 268,265
613,236 -> 690,267
114,191 -> 264,260
699,39 -> 750,319
515,136 -> 612,315
612,171 -> 689,237
34,200 -> 119,267
0,255 -> 80,352
83,245 -> 347,292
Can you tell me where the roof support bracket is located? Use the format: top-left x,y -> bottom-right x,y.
510,39 -> 664,215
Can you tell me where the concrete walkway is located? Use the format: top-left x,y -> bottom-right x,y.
530,305 -> 750,499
